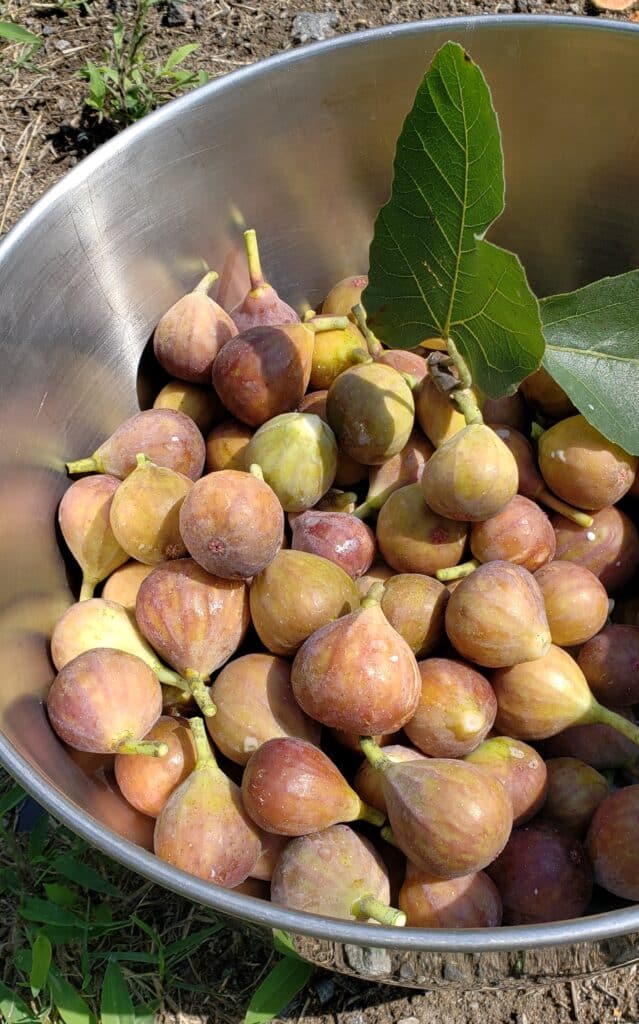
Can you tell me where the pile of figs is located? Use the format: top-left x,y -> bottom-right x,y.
51,230 -> 639,929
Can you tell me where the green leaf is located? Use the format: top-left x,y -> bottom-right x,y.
100,960 -> 135,1024
20,897 -> 84,928
164,924 -> 224,966
82,61 -> 106,105
162,43 -> 199,74
541,270 -> 639,456
0,784 -> 26,817
0,21 -> 42,46
363,40 -> 544,398
28,812 -> 49,862
244,957 -> 314,1024
0,980 -> 33,1024
44,883 -> 79,909
29,933 -> 52,996
52,856 -> 120,897
272,930 -> 305,963
48,972 -> 95,1024
133,1004 -> 158,1024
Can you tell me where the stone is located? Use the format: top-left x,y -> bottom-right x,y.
292,11 -> 339,43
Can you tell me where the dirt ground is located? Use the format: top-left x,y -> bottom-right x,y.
2,1 -> 639,1022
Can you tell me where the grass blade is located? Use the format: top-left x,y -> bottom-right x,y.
20,897 -> 84,927
52,856 -> 121,897
0,784 -> 26,817
0,980 -> 33,1024
101,959 -> 135,1024
0,21 -> 42,46
29,932 -> 52,996
48,971 -> 96,1024
244,957 -> 314,1024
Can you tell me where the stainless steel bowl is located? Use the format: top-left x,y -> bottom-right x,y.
1,15 -> 639,990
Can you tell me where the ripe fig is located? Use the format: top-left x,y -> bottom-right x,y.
326,363 -> 415,465
380,573 -> 448,658
471,496 -> 555,572
66,409 -> 205,481
534,561 -> 609,647
230,229 -> 299,331
355,560 -> 395,600
154,718 -> 261,887
465,737 -> 548,826
376,484 -> 468,576
487,820 -> 593,924
291,584 -> 421,734
308,316 -> 370,389
153,271 -> 237,383
271,824 -> 405,925
115,715 -> 197,816
251,831 -> 289,882
481,392 -> 528,433
102,562 -> 154,611
109,455 -> 191,565
244,412 -> 337,512
586,785 -> 639,901
399,863 -> 502,928
577,625 -> 639,707
415,372 -> 473,447
360,739 -> 513,878
241,738 -> 384,835
311,489 -> 357,514
541,757 -> 609,837
290,510 -> 375,579
154,380 -> 225,435
330,730 -> 394,754
321,275 -> 368,318
249,550 -> 359,657
404,658 -> 497,758
297,390 -> 367,487
552,506 -> 639,592
538,415 -> 637,511
208,653 -> 320,765
422,423 -> 518,522
377,350 -> 428,381
539,713 -> 639,770
354,431 -> 433,520
48,648 -> 165,756
354,744 -> 426,814
445,562 -> 551,668
205,419 -> 253,473
179,469 -> 283,579
520,366 -> 575,418
58,475 -> 128,600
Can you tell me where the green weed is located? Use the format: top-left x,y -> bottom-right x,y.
0,20 -> 43,71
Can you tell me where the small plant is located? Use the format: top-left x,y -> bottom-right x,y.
0,20 -> 42,70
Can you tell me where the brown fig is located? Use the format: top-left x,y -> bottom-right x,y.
205,419 -> 253,473
404,658 -> 497,758
251,831 -> 289,882
115,715 -> 197,816
153,271 -> 237,383
520,366 -> 575,418
230,229 -> 299,332
586,785 -> 639,901
290,510 -> 376,579
465,737 -> 548,826
330,730 -> 394,754
244,412 -> 337,512
539,713 -> 639,770
321,275 -> 368,318
376,484 -> 468,576
534,561 -> 609,647
58,474 -> 128,600
380,573 -> 448,658
481,392 -> 528,433
577,625 -> 639,707
552,505 -> 639,592
538,414 -> 637,511
326,362 -> 415,465
541,757 -> 610,837
355,560 -> 395,600
377,350 -> 428,381
399,863 -> 502,928
354,744 -> 426,814
109,455 -> 191,565
421,423 -> 518,522
101,562 -> 154,611
471,496 -> 556,572
354,431 -> 434,520
153,380 -> 225,435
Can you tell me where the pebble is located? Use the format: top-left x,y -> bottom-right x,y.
292,11 -> 339,43
396,1016 -> 421,1024
164,0 -> 188,26
55,39 -> 72,51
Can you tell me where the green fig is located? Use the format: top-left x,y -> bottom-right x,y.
326,363 -> 415,465
244,412 -> 337,512
153,380 -> 226,435
109,455 -> 191,565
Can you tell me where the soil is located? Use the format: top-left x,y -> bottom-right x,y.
2,2 -> 639,1023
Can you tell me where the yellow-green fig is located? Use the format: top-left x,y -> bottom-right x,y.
326,363 -> 415,465
421,423 -> 518,522
244,412 -> 337,512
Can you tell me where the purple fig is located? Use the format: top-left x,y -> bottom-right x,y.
230,229 -> 299,331
153,271 -> 237,382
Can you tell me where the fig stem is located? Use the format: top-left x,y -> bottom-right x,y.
79,577 -> 96,601
189,716 -> 216,767
401,372 -> 421,392
193,270 -> 219,295
155,663 -> 186,686
359,736 -> 392,772
66,457 -> 99,475
309,316 -> 351,333
135,453 -> 154,469
536,487 -> 594,528
361,582 -> 385,609
380,825 -> 401,849
589,702 -> 639,750
444,337 -> 484,425
530,421 -> 545,441
352,348 -> 373,366
249,463 -> 265,482
352,499 -> 374,520
330,491 -> 358,511
184,668 -> 217,718
436,559 -> 480,583
116,737 -> 169,757
357,802 -> 386,827
351,303 -> 384,358
302,308 -> 316,322
352,894 -> 406,927
244,229 -> 265,291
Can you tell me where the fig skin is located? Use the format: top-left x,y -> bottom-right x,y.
114,716 -> 197,817
102,562 -> 155,611
249,550 -> 359,657
58,474 -> 128,599
376,484 -> 468,576
109,457 -> 191,565
465,737 -> 548,826
290,510 -> 376,579
230,229 -> 299,332
399,863 -> 502,929
66,409 -> 206,481
415,372 -> 473,447
153,272 -> 237,383
297,390 -> 367,488
586,785 -> 639,901
445,562 -> 551,669
481,392 -> 528,433
405,658 -> 497,758
179,469 -> 284,580
251,831 -> 289,882
241,738 -> 382,835
354,744 -> 426,814
356,560 -> 395,600
291,588 -> 421,735
538,414 -> 637,511
520,366 -> 575,419
354,431 -> 434,519
487,820 -> 593,924
541,757 -> 610,837
211,324 -> 313,427
421,423 -> 519,522
244,412 -> 337,512
326,362 -> 415,465
469,495 -> 556,573
377,350 -> 428,381
47,648 -> 163,754
205,419 -> 253,473
534,561 -> 609,647
577,625 -> 639,707
153,380 -> 226,435
322,275 -> 368,318
380,573 -> 448,658
208,653 -> 320,766
309,319 -> 370,390
539,713 -> 639,769
552,506 -> 639,593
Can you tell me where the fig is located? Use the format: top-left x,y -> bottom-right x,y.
330,730 -> 394,754
380,573 -> 448,658
230,229 -> 299,331
360,739 -> 513,878
249,550 -> 359,656
415,372 -> 473,447
354,431 -> 434,520
271,824 -> 405,926
539,713 -> 639,770
291,583 -> 420,734
321,275 -> 368,318
404,658 -> 497,758
154,717 -> 261,887
377,350 -> 428,381
153,380 -> 225,435
376,484 -> 468,576
538,414 -> 637,511
399,863 -> 502,929
208,653 -> 320,765
308,316 -> 370,389
480,392 -> 528,433
552,506 -> 639,592
101,561 -> 154,611
487,820 -> 593,924
290,510 -> 375,579
465,737 -> 548,826
577,625 -> 639,707
153,271 -> 237,383
586,785 -> 639,901
354,743 -> 426,814
66,409 -> 205,481
445,562 -> 551,668
355,560 -> 395,600
114,715 -> 197,816
252,831 -> 289,882
241,738 -> 384,835
421,423 -> 518,522
205,419 -> 253,473
48,648 -> 165,756
135,559 -> 249,716
613,596 -> 639,628
520,366 -> 575,418
179,468 -> 283,579
534,561 -> 609,647
326,362 -> 415,465
297,390 -> 367,487
244,412 -> 337,512
58,475 -> 128,600
312,489 -> 357,514
471,496 -> 556,573
541,757 -> 610,837
109,455 -> 191,565
233,878 -> 270,898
